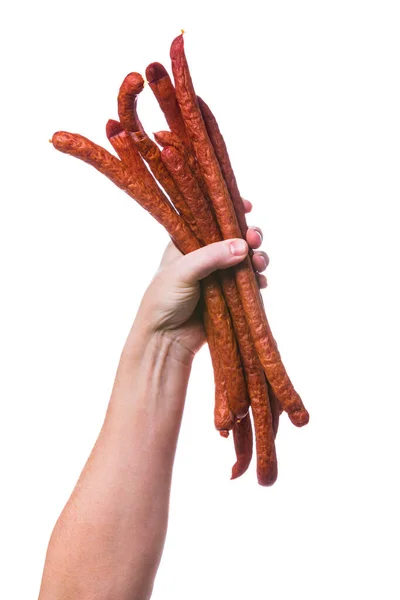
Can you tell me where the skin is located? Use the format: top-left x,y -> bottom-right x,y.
38,204 -> 268,600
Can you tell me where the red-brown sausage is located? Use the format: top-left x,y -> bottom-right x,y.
203,307 -> 234,435
145,62 -> 191,147
197,96 -> 248,239
231,413 -> 253,479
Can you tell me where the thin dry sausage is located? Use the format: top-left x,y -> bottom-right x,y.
231,413 -> 253,479
197,96 -> 248,239
145,62 -> 190,147
203,307 -> 234,435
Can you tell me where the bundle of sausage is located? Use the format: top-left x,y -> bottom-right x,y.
52,33 -> 309,486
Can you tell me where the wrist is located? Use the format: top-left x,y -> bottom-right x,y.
121,320 -> 195,371
127,322 -> 196,368
108,323 -> 193,432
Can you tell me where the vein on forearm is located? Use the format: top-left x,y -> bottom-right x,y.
108,330 -> 192,441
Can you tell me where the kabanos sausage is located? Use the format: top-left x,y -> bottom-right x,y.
145,62 -> 190,147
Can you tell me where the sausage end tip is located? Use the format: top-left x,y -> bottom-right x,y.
170,32 -> 184,58
106,119 -> 123,139
257,467 -> 278,487
289,409 -> 310,427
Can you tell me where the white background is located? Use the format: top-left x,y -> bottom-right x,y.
1,0 -> 399,598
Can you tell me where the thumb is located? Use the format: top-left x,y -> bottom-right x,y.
177,239 -> 248,284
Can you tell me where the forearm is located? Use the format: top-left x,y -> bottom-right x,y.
39,325 -> 193,600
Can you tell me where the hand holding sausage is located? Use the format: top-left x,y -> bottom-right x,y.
135,215 -> 269,357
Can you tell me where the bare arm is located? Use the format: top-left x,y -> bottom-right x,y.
39,327 -> 193,600
38,215 -> 267,600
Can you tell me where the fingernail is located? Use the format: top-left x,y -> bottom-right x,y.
252,227 -> 263,243
230,239 -> 247,256
254,231 -> 262,246
259,256 -> 267,270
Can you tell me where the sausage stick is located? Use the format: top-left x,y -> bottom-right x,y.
267,378 -> 282,439
203,308 -> 234,435
170,34 -> 309,427
145,62 -> 191,147
197,94 -> 258,270
197,96 -> 248,239
52,130 -> 249,421
231,413 -> 253,479
253,385 -> 279,486
52,131 -> 189,242
117,72 -> 145,134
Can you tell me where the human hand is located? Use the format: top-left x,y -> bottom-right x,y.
134,200 -> 269,359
